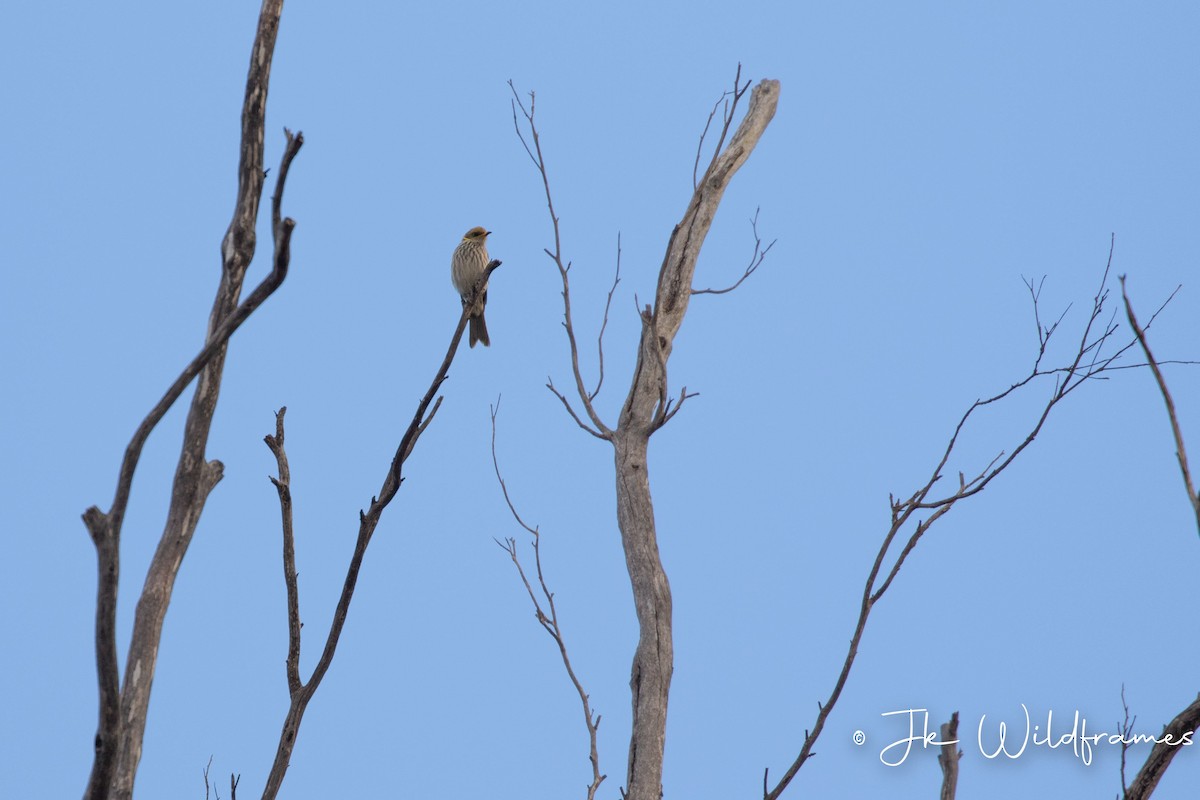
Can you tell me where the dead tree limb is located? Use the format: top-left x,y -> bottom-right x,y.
1118,685 -> 1137,797
765,251 -> 1163,799
82,4 -> 295,796
1118,278 -> 1200,798
1121,276 -> 1199,536
610,71 -> 778,800
691,208 -> 775,295
1123,695 -> 1200,800
514,67 -> 780,800
259,260 -> 500,799
491,401 -> 606,800
937,712 -> 960,800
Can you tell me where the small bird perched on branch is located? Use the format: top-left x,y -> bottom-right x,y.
451,226 -> 492,348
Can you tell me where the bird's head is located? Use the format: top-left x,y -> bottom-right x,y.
462,226 -> 491,242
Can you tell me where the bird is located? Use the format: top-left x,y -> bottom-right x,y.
451,226 -> 492,348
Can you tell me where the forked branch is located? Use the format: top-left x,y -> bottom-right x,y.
693,63 -> 751,192
514,67 -> 780,800
510,81 -> 613,439
259,259 -> 500,799
490,401 -> 605,800
765,256 -> 1164,800
1118,685 -> 1137,796
692,208 -> 775,295
82,7 -> 298,784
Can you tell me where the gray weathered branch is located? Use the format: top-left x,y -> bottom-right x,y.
82,3 -> 293,798
492,403 -> 606,800
258,259 -> 500,799
1121,277 -> 1199,536
937,712 -> 960,800
617,75 -> 778,800
515,70 -> 779,800
1123,695 -> 1200,799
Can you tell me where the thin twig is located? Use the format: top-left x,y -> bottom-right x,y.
1121,276 -> 1199,535
765,256 -> 1164,800
547,378 -> 607,439
510,80 -> 613,439
1023,274 -> 1071,370
692,208 -> 775,295
1118,685 -> 1136,798
490,400 -> 606,800
694,64 -> 749,190
657,386 -> 698,430
693,87 -> 731,191
907,245 -> 1154,515
590,234 -> 623,401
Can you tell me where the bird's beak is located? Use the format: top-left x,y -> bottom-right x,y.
487,230 -> 493,235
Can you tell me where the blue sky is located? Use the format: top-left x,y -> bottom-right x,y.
3,1 -> 1198,798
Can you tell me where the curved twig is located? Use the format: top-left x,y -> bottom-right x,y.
765,254 -> 1163,800
490,400 -> 606,799
589,234 -> 622,402
692,208 -> 775,295
510,81 -> 613,439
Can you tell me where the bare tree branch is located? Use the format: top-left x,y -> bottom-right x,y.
514,68 -> 780,800
259,260 -> 501,799
614,74 -> 778,800
510,82 -> 614,439
693,63 -> 748,192
904,241 -> 1152,516
693,88 -> 728,192
1116,276 -> 1200,798
82,4 -> 295,792
1123,695 -> 1200,800
1121,276 -> 1199,536
937,712 -> 960,800
264,407 -> 301,696
548,377 -> 607,439
692,208 -> 775,295
765,258 -> 1160,800
1022,274 -> 1070,370
589,234 -> 623,402
1118,685 -> 1137,798
490,400 -> 605,800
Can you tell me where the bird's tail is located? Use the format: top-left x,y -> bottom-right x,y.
470,313 -> 490,348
